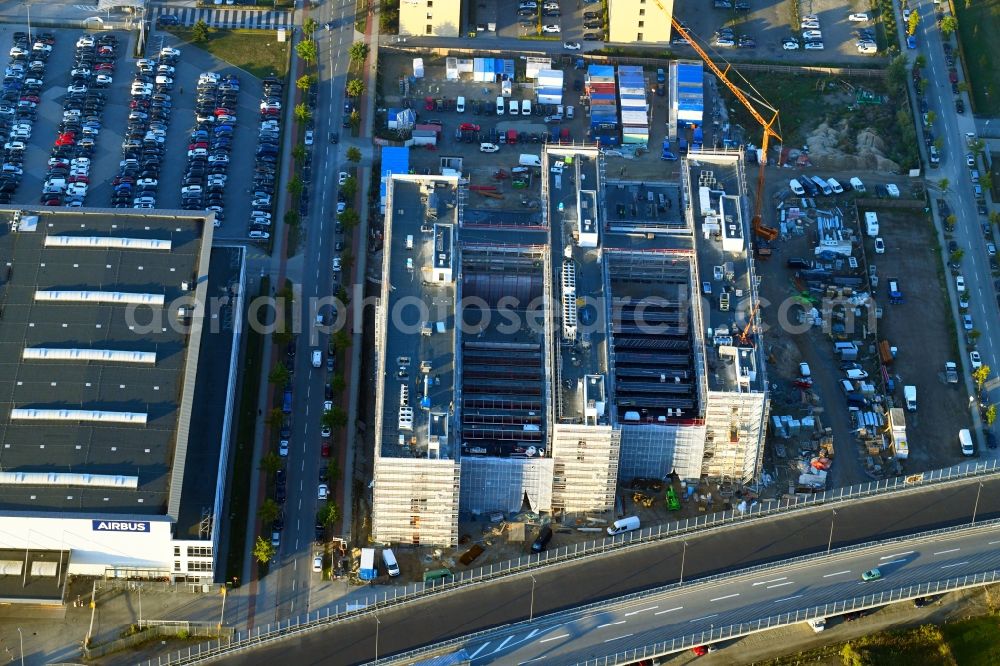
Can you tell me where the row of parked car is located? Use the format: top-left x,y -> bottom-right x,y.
0,31 -> 59,204
180,70 -> 240,222
41,34 -> 118,207
110,47 -> 179,209
248,76 -> 284,241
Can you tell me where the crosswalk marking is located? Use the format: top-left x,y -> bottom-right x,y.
156,7 -> 292,30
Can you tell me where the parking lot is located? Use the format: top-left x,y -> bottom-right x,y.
471,0 -> 604,46
2,26 -> 264,242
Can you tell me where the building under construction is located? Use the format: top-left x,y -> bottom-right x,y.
371,147 -> 769,546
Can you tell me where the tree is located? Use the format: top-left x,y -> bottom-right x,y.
980,171 -> 993,192
292,144 -> 307,164
346,146 -> 362,163
268,362 -> 290,386
969,329 -> 982,344
258,498 -> 280,524
294,103 -> 312,124
333,328 -> 352,352
933,137 -> 944,152
335,285 -> 350,306
918,78 -> 929,95
332,372 -> 346,394
296,74 -> 316,92
938,178 -> 949,191
986,404 -> 997,427
326,405 -> 348,429
349,109 -> 361,130
296,39 -> 318,65
950,249 -> 964,264
973,365 -> 991,390
303,17 -> 318,35
284,210 -> 301,228
969,139 -> 985,156
338,209 -> 360,231
914,55 -> 926,69
252,536 -> 276,564
349,41 -> 369,64
886,54 -> 908,91
340,176 -> 358,200
326,458 -> 341,483
265,408 -> 285,427
259,452 -> 282,475
926,110 -> 937,125
940,15 -> 958,37
288,175 -> 304,197
907,12 -> 920,35
945,214 -> 957,229
192,19 -> 210,43
346,78 -> 365,98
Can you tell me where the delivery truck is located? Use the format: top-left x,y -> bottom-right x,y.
903,385 -> 917,411
358,547 -> 377,581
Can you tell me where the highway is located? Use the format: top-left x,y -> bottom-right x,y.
910,0 -> 999,452
266,0 -> 355,621
417,522 -> 1000,664
221,474 -> 1000,665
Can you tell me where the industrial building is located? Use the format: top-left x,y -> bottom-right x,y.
608,0 -> 674,45
0,208 -> 243,600
398,0 -> 462,37
371,148 -> 768,547
668,60 -> 705,147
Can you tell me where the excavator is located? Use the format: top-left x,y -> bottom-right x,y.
662,10 -> 781,242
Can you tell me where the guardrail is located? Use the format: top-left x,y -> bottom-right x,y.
144,463 -> 1000,664
380,518 -> 1000,665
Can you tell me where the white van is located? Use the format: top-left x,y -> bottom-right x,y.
849,177 -> 866,192
810,175 -> 833,195
827,178 -> 844,194
789,178 -> 805,195
607,516 -> 640,535
864,211 -> 879,237
311,349 -> 322,368
509,99 -> 519,115
479,142 -> 500,153
496,96 -> 504,115
405,234 -> 414,250
456,96 -> 466,113
518,154 -> 542,168
566,105 -> 575,119
382,548 -> 400,577
521,99 -> 532,116
959,429 -> 974,456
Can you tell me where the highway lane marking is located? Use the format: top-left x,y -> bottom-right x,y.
881,559 -> 908,566
604,634 -> 633,643
766,581 -> 794,589
624,606 -> 658,616
655,607 -> 683,615
467,643 -> 489,659
597,620 -> 626,628
539,634 -> 569,643
880,551 -> 913,560
518,658 -> 546,664
753,577 -> 787,586
710,593 -> 739,602
690,614 -> 718,623
823,570 -> 851,578
491,636 -> 514,653
774,594 -> 803,603
989,540 -> 1000,545
941,561 -> 970,569
934,548 -> 960,555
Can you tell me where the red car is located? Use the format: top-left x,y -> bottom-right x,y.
424,96 -> 434,111
214,107 -> 232,116
321,442 -> 331,458
459,122 -> 480,132
42,198 -> 61,206
260,108 -> 279,116
68,175 -> 89,184
188,142 -> 208,150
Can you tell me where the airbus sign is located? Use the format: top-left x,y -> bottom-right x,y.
92,520 -> 150,533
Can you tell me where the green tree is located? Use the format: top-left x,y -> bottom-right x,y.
338,208 -> 360,231
288,175 -> 304,197
192,19 -> 210,43
303,17 -> 318,35
333,328 -> 352,351
887,54 -> 908,91
292,144 -> 307,164
294,103 -> 312,124
346,146 -> 362,163
265,408 -> 285,427
268,362 -> 290,386
349,109 -> 361,130
325,405 -> 348,429
284,210 -> 301,228
980,171 -> 993,192
907,12 -> 920,35
252,536 -> 276,564
986,404 -> 997,427
340,176 -> 358,200
349,41 -> 369,64
950,249 -> 964,264
296,39 -> 318,65
346,78 -> 365,98
973,365 -> 991,390
335,285 -> 350,306
945,214 -> 957,229
258,498 -> 280,524
332,372 -> 346,394
296,74 -> 316,92
938,178 -> 949,191
259,451 -> 282,475
914,55 -> 926,69
969,139 -> 985,156
940,15 -> 958,36
926,110 -> 937,125
918,77 -> 929,95
933,137 -> 944,152
969,329 -> 982,344
326,458 -> 341,482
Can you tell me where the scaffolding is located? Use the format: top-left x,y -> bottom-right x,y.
550,424 -> 620,513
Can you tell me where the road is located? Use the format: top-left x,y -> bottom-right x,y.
263,0 -> 354,623
909,0 -> 999,453
426,522 -> 1000,664
219,474 -> 1000,665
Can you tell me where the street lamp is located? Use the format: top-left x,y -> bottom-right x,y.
218,586 -> 227,630
374,614 -> 380,663
16,627 -> 23,666
529,574 -> 537,622
679,541 -> 689,584
972,482 -> 984,525
827,509 -> 837,554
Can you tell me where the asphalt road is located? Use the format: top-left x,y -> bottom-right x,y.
264,0 -> 352,622
222,474 -> 1000,665
453,523 -> 1000,664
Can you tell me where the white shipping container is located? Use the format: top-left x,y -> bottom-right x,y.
413,58 -> 424,78
537,94 -> 562,105
620,110 -> 649,125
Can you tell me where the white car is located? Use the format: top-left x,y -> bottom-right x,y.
874,237 -> 885,254
902,8 -> 911,21
317,483 -> 329,500
332,257 -> 342,272
804,41 -> 825,50
849,12 -> 871,21
337,201 -> 346,213
279,439 -> 289,457
782,40 -> 800,50
321,425 -> 332,438
971,351 -> 982,370
800,21 -> 820,30
563,41 -> 581,50
67,84 -> 88,94
956,275 -> 966,292
479,142 -> 500,153
542,24 -> 561,33
338,171 -> 349,185
313,555 -> 323,573
95,74 -> 113,85
324,400 -> 333,412
138,178 -> 158,187
963,314 -> 974,330
305,130 -> 314,145
802,30 -> 822,40
789,178 -> 805,195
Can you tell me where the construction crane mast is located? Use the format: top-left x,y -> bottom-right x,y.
665,15 -> 781,241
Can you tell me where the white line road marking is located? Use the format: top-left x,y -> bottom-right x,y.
690,614 -> 718,623
468,643 -> 489,659
655,607 -> 683,616
767,581 -> 794,589
774,594 -> 804,603
710,593 -> 739,602
539,634 -> 569,644
604,634 -> 633,643
823,570 -> 851,578
491,636 -> 513,653
624,606 -> 658,617
941,561 -> 970,569
881,559 -> 908,566
518,658 -> 546,665
881,551 -> 913,560
934,548 -> 960,555
753,577 -> 787,586
297,498 -> 302,510
597,620 -> 626,628
989,541 -> 1000,545
291,579 -> 296,591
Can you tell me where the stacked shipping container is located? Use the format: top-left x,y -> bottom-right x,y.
586,65 -> 619,146
617,65 -> 649,147
472,58 -> 515,83
536,68 -> 564,105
